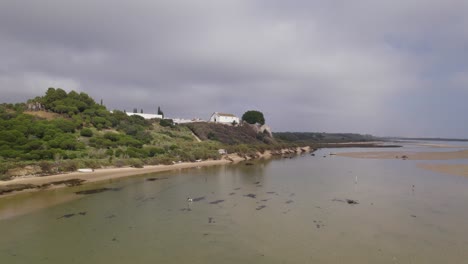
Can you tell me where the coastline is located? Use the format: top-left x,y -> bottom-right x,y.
0,147 -> 311,198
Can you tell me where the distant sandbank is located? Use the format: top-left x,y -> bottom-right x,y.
337,149 -> 468,160
337,149 -> 468,178
416,163 -> 468,178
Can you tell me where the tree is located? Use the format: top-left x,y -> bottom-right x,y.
157,106 -> 164,118
242,110 -> 265,125
140,109 -> 143,113
133,108 -> 137,113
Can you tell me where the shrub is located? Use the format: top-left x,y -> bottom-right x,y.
80,128 -> 93,137
38,160 -> 53,174
159,119 -> 174,127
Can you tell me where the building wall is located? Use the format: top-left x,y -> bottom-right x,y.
210,113 -> 239,124
126,113 -> 163,119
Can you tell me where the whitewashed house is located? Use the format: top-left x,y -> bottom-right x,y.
209,112 -> 240,125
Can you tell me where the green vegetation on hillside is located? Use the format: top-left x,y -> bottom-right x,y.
0,88 -> 223,179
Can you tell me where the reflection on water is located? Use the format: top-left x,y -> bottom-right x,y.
1,148 -> 468,263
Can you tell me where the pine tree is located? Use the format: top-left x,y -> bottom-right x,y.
157,106 -> 164,118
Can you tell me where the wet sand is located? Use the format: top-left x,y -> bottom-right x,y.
337,149 -> 468,160
417,163 -> 468,178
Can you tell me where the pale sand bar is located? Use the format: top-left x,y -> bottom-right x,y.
337,149 -> 468,178
337,149 -> 468,160
417,163 -> 468,178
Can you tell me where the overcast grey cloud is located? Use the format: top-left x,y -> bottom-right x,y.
1,0 -> 467,137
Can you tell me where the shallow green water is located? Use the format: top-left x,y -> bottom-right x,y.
1,148 -> 468,263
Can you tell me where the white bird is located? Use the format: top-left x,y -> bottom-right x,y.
187,197 -> 193,202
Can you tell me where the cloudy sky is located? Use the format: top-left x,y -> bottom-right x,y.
1,0 -> 467,137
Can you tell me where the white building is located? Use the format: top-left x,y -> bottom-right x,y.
209,112 -> 240,125
126,113 -> 163,119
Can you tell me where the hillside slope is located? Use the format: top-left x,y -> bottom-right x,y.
184,122 -> 274,145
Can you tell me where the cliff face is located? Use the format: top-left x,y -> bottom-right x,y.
184,122 -> 274,145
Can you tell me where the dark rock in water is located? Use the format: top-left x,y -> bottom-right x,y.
285,200 -> 294,204
209,199 -> 225,204
229,192 -> 236,196
0,184 -> 37,195
411,215 -> 417,218
78,211 -> 87,216
112,237 -> 118,242
346,199 -> 359,205
245,162 -> 254,166
316,224 -> 320,229
203,233 -> 209,236
49,179 -> 85,187
311,153 -> 315,156
193,196 -> 206,202
208,217 -> 215,223
256,205 -> 266,211
261,199 -> 270,202
254,181 -> 260,184
332,198 -> 359,205
75,188 -> 120,195
146,177 -> 168,182
57,213 -> 75,219
244,193 -> 257,199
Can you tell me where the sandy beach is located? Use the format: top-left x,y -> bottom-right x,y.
0,147 -> 311,197
0,159 -> 231,188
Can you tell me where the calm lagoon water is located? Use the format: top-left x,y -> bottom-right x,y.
1,147 -> 468,263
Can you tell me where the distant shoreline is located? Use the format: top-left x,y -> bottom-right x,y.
336,149 -> 468,160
